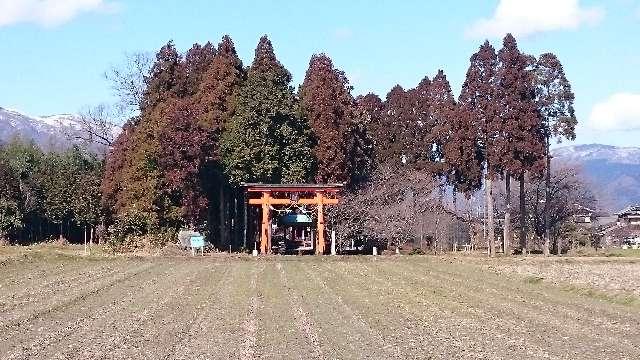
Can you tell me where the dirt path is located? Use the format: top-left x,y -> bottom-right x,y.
0,256 -> 638,359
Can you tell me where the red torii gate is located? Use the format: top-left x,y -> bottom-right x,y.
243,183 -> 343,255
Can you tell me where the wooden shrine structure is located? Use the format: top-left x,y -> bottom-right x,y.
243,183 -> 343,255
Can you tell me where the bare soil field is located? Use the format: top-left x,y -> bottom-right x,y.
1,250 -> 639,359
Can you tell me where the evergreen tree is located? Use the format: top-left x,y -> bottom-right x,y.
196,35 -> 245,134
349,102 -> 375,186
195,35 -> 245,248
427,70 -> 456,176
154,37 -> 245,243
221,36 -> 313,184
101,120 -> 140,217
0,156 -> 22,241
141,41 -> 182,111
412,76 -> 432,167
153,40 -> 228,228
67,147 -> 103,245
181,42 -> 216,97
0,140 -> 47,243
103,41 -> 186,233
535,53 -> 577,255
156,101 -> 210,225
378,85 -> 418,165
40,152 -> 74,241
300,53 -> 354,183
357,93 -> 385,166
458,40 -> 501,256
496,34 -> 546,255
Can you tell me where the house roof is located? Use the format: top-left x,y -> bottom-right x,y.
574,203 -> 595,213
616,205 -> 640,216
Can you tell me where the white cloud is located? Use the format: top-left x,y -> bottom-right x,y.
466,0 -> 604,38
0,0 -> 119,27
587,93 -> 640,131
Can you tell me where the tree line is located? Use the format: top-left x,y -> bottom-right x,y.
0,141 -> 102,244
1,33 -> 578,255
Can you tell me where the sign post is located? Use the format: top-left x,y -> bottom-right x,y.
190,235 -> 205,256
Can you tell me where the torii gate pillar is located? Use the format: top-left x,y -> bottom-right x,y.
260,192 -> 271,255
316,192 -> 325,255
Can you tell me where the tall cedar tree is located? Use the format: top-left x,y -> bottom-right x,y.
358,93 -> 386,165
196,35 -> 245,135
221,36 -> 313,184
68,147 -> 102,244
444,83 -> 483,196
156,42 -> 216,226
458,41 -> 500,256
428,70 -> 456,178
299,54 -> 354,183
0,153 -> 23,240
496,34 -> 546,255
379,85 -> 420,166
103,42 -> 185,231
155,37 -> 246,246
412,76 -> 432,167
141,41 -> 183,111
180,42 -> 216,97
349,100 -> 376,185
40,152 -> 75,240
535,53 -> 577,255
102,120 -> 141,217
195,35 -> 245,248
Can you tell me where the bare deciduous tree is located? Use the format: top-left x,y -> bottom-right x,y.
329,164 -> 461,254
515,164 -> 596,253
104,51 -> 153,115
73,104 -> 121,149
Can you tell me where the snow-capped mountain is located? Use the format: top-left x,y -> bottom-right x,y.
553,144 -> 640,165
552,144 -> 640,211
0,107 -> 111,152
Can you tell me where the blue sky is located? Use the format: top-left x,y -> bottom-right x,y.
1,0 -> 639,147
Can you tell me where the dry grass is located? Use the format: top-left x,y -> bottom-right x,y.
484,256 -> 640,298
0,249 -> 639,359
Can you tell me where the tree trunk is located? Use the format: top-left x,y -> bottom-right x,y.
59,223 -> 63,242
84,225 -> 88,255
233,190 -> 239,250
219,184 -> 226,249
453,189 -> 459,248
503,174 -> 511,255
243,192 -> 248,250
519,172 -> 527,255
434,216 -> 440,255
485,176 -> 495,257
544,137 -> 551,256
99,219 -> 105,245
557,235 -> 562,256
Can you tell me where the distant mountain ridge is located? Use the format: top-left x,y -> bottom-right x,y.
553,144 -> 640,165
0,106 -> 110,152
552,144 -> 640,211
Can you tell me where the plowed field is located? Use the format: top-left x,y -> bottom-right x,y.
1,254 -> 639,359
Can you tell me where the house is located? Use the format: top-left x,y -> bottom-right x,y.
616,205 -> 640,226
573,204 -> 596,225
597,205 -> 640,247
601,225 -> 640,248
